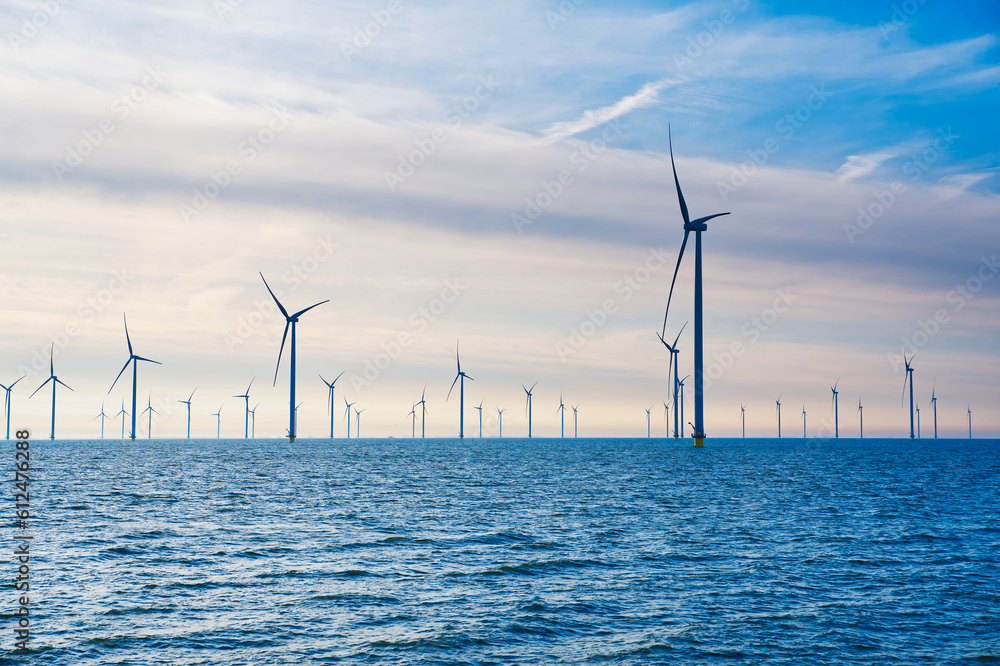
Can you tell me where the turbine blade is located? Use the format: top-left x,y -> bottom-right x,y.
291,300 -> 330,318
320,374 -> 331,388
29,377 -> 53,399
466,375 -> 474,382
672,322 -> 687,348
10,376 -> 25,388
260,273 -> 290,318
55,378 -> 73,391
668,125 -> 691,226
273,322 -> 290,386
123,314 -> 133,356
690,212 -> 730,226
109,358 -> 132,393
662,232 -> 690,337
332,371 -> 345,386
134,356 -> 162,365
447,374 -> 460,401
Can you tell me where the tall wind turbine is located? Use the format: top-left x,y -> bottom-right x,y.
678,376 -> 688,437
408,403 -> 417,438
116,400 -> 128,439
446,340 -> 473,439
178,388 -> 196,439
523,382 -> 537,438
417,385 -> 427,438
916,402 -> 921,438
802,405 -> 807,438
831,379 -> 840,438
573,404 -> 579,438
250,403 -> 259,438
656,322 -> 686,440
858,396 -> 864,439
645,406 -> 652,438
212,406 -> 222,438
968,406 -> 972,439
0,376 -> 25,440
140,392 -> 157,439
475,399 -> 484,438
94,402 -> 109,439
661,127 -> 731,447
775,394 -> 782,439
234,378 -> 254,439
320,372 -> 345,439
664,402 -> 671,438
497,407 -> 506,438
558,393 -> 566,438
902,355 -> 915,439
30,344 -> 73,440
740,404 -> 746,438
355,407 -> 364,438
343,397 -> 356,438
931,388 -> 938,438
260,272 -> 329,443
108,315 -> 161,441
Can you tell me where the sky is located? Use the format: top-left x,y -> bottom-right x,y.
1,0 -> 998,440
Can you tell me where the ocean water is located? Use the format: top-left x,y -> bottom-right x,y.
13,437 -> 1000,664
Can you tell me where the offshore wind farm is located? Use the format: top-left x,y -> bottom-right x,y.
2,1 -> 998,663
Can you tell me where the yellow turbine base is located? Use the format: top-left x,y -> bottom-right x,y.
289,435 -> 296,443
694,436 -> 704,447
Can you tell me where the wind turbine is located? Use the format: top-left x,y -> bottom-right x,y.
902,355 -> 915,439
250,403 -> 259,438
446,340 -> 473,439
212,406 -> 222,438
140,392 -> 157,439
417,385 -> 427,438
573,404 -> 579,438
656,322 -> 687,440
968,406 -> 972,439
408,403 -> 417,438
343,397 -> 356,438
475,399 -> 484,438
775,394 -> 782,439
664,402 -> 671,438
858,396 -> 864,439
740,404 -> 745,438
116,400 -> 128,439
94,402 -> 109,439
294,401 -> 303,435
178,388 -> 196,439
260,272 -> 329,443
661,126 -> 731,447
0,376 -> 25,440
558,393 -> 566,438
916,402 -> 921,438
931,388 -> 938,439
523,382 -> 537,438
645,406 -> 652,438
30,344 -> 73,440
497,407 -> 506,438
108,315 -> 161,441
831,379 -> 840,438
320,372 -> 345,439
678,376 -> 688,438
234,378 -> 254,439
355,407 -> 364,438
802,405 -> 807,438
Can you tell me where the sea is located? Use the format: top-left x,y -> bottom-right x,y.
11,437 -> 1000,664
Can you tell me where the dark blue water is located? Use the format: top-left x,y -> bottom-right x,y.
12,438 -> 1000,664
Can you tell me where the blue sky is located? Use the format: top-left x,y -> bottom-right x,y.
0,0 -> 997,438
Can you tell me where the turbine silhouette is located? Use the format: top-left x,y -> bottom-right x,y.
0,376 -> 25,440
115,400 -> 128,439
108,315 -> 161,441
320,372 -> 345,438
446,340 -> 473,439
178,388 -> 196,439
740,404 -> 745,439
656,321 -> 687,439
94,401 -> 109,439
343,396 -> 356,438
497,407 -> 506,438
140,392 -> 158,439
475,399 -> 484,438
858,396 -> 864,439
830,378 -> 840,438
930,387 -> 938,439
212,405 -> 222,438
558,393 -> 566,438
572,404 -> 579,438
775,393 -> 783,439
523,382 -> 537,438
234,378 -> 254,439
901,355 -> 915,439
30,344 -> 73,440
417,385 -> 427,438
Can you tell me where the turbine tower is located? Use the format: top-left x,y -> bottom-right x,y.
30,344 -> 74,440
858,396 -> 864,439
178,388 -> 196,439
831,379 -> 840,438
355,407 -> 364,438
645,406 -> 652,438
234,378 -> 254,439
408,403 -> 417,438
656,322 -> 686,440
116,400 -> 128,439
916,402 -> 921,438
250,403 -> 259,438
497,407 -> 506,438
343,397 -> 356,438
661,127 -> 730,447
775,394 -> 782,439
664,402 -> 671,438
108,315 -> 161,441
260,272 -> 329,443
417,385 -> 427,438
446,340 -> 473,439
968,406 -> 972,439
802,405 -> 806,438
212,406 -> 222,438
94,402 -> 109,439
740,404 -> 745,438
902,355 -> 915,439
0,376 -> 25,440
320,372 -> 345,439
558,393 -> 566,438
573,404 -> 579,438
678,376 -> 688,437
931,388 -> 938,438
523,382 -> 537,438
475,399 -> 484,438
140,392 -> 158,439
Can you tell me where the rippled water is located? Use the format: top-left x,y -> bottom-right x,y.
13,437 -> 1000,664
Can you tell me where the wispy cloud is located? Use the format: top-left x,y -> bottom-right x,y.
541,78 -> 680,141
835,146 -> 908,181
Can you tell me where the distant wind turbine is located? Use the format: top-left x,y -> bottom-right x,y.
558,393 -> 566,438
916,402 -> 921,438
0,376 -> 25,440
140,392 -> 157,439
678,376 -> 688,438
260,272 -> 329,443
417,385 -> 427,438
775,394 -> 782,439
831,379 -> 840,438
30,344 -> 73,440
250,403 -> 259,438
115,400 -> 128,439
108,315 -> 161,441
664,402 -> 671,438
902,355 -> 915,439
320,372 -> 345,439
655,322 -> 686,440
355,407 -> 365,438
523,382 -> 537,438
294,402 -> 303,435
661,126 -> 730,447
234,378 -> 254,439
968,406 -> 972,439
475,399 -> 484,438
408,403 -> 417,438
446,340 -> 473,439
497,407 -> 506,438
930,388 -> 938,439
858,396 -> 864,439
212,406 -> 222,438
94,402 -> 109,439
178,388 -> 196,439
740,404 -> 745,439
802,405 -> 807,438
343,396 -> 356,438
573,404 -> 579,438
645,406 -> 652,438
